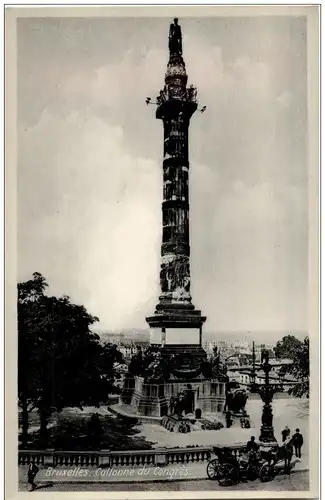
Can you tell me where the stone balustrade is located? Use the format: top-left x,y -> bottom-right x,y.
109,450 -> 156,467
19,445 -> 246,468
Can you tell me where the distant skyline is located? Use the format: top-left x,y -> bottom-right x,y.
95,327 -> 307,344
18,16 -> 308,334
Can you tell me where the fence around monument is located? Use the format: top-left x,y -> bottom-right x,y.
18,445 -> 246,468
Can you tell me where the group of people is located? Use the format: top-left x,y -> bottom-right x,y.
244,426 -> 304,463
281,426 -> 304,458
241,427 -> 303,476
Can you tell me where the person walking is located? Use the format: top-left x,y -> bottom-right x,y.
281,425 -> 290,442
27,462 -> 39,491
292,428 -> 303,458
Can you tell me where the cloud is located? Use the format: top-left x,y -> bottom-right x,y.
190,179 -> 307,331
17,18 -> 308,332
18,109 -> 161,328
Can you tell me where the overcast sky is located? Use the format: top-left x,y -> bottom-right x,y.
17,16 -> 308,335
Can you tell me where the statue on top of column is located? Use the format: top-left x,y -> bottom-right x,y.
169,18 -> 182,56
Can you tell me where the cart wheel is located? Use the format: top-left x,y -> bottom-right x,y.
217,464 -> 240,486
206,459 -> 219,480
259,463 -> 275,483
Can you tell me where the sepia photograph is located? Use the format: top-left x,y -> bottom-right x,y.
5,5 -> 319,498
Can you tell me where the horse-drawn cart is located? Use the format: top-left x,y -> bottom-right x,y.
206,447 -> 276,486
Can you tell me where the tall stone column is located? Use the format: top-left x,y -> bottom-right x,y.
146,19 -> 206,350
122,19 -> 227,419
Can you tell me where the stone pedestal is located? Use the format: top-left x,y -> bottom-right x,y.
130,377 -> 168,417
126,374 -> 226,418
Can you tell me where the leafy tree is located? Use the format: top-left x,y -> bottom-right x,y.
279,336 -> 309,398
273,335 -> 303,360
18,272 -> 122,447
100,342 -> 124,391
273,334 -> 309,397
18,273 -> 49,446
128,346 -> 144,376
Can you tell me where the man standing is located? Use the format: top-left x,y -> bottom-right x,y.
225,410 -> 232,428
27,462 -> 39,491
292,428 -> 303,458
281,425 -> 290,442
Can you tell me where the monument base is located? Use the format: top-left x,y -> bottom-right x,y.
129,376 -> 168,417
124,306 -> 226,420
258,429 -> 278,450
126,375 -> 226,418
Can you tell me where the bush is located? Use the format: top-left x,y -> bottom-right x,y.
201,420 -> 224,431
23,413 -> 153,451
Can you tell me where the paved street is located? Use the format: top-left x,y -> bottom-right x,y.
21,472 -> 309,492
136,397 -> 309,451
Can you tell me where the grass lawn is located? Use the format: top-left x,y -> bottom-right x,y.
19,405 -> 154,451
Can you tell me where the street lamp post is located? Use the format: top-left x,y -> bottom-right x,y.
250,345 -> 284,450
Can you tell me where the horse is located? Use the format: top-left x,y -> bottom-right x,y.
278,439 -> 294,474
260,439 -> 294,474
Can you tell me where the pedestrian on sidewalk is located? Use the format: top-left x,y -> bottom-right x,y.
292,428 -> 303,458
281,425 -> 290,442
27,463 -> 39,491
225,411 -> 232,428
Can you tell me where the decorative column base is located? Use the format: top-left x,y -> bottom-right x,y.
258,430 -> 278,450
146,308 -> 206,347
258,402 -> 278,449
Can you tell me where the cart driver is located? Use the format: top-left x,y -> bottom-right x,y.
246,436 -> 259,453
245,436 -> 260,466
